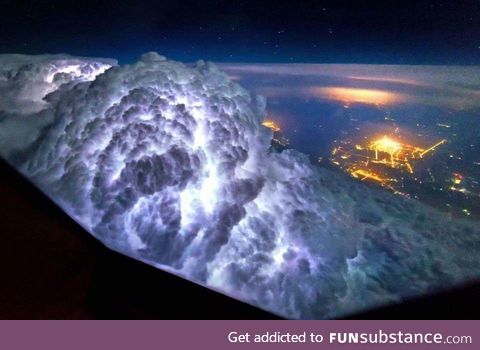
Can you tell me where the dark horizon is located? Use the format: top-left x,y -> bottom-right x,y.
1,0 -> 480,65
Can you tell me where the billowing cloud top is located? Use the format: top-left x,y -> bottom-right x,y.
0,52 -> 479,318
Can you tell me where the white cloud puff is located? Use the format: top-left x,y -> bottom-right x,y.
0,52 -> 479,319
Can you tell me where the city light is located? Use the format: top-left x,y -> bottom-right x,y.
262,119 -> 290,147
330,134 -> 447,191
261,120 -> 281,132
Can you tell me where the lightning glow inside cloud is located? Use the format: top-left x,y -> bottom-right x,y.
0,52 -> 479,319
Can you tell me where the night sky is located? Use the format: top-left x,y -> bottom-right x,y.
1,0 -> 480,64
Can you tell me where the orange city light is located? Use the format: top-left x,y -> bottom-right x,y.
330,133 -> 447,191
261,120 -> 281,132
370,136 -> 402,155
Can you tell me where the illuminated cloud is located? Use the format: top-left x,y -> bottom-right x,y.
0,53 -> 479,319
0,54 -> 114,156
0,54 -> 114,114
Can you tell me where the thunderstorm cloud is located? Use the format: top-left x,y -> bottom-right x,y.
0,53 -> 479,318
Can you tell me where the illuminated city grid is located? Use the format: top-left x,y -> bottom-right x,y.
330,135 -> 447,193
261,116 -> 477,218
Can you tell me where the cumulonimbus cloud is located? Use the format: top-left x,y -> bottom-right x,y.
0,52 -> 479,319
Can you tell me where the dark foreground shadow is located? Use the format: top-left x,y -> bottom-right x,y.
0,157 -> 478,319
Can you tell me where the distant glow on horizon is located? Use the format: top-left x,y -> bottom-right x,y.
311,87 -> 404,106
347,75 -> 423,86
